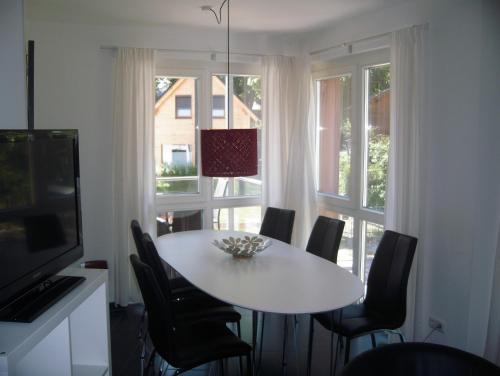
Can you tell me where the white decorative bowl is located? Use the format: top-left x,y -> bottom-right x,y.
212,236 -> 272,258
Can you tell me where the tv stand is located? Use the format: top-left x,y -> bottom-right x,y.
0,268 -> 111,376
0,275 -> 85,322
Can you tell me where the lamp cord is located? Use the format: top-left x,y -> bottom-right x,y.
227,0 -> 230,123
206,0 -> 228,24
203,0 -> 231,127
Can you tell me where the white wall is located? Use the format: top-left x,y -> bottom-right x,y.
0,0 -> 27,129
23,19 -> 300,301
302,0 -> 500,355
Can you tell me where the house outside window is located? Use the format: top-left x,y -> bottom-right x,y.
314,49 -> 390,284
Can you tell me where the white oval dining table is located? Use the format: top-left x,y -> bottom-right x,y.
156,230 -> 364,315
157,229 -> 364,373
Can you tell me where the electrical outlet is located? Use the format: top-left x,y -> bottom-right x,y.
429,316 -> 445,333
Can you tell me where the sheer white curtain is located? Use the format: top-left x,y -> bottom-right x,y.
385,26 -> 427,340
111,48 -> 156,306
262,56 -> 317,247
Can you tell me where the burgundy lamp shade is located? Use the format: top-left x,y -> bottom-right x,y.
201,129 -> 258,177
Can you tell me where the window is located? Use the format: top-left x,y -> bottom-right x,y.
155,77 -> 198,195
175,95 -> 192,118
317,74 -> 352,198
211,74 -> 262,199
212,95 -> 225,118
155,67 -> 263,235
315,51 -> 390,283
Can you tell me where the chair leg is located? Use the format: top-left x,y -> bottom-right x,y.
329,330 -> 334,375
247,354 -> 253,376
252,310 -> 258,374
333,335 -> 341,376
219,359 -> 225,376
306,316 -> 314,376
236,321 -> 243,375
344,338 -> 350,365
370,333 -> 377,348
144,348 -> 156,376
281,315 -> 288,366
258,312 -> 265,370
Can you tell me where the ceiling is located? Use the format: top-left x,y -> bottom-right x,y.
25,0 -> 411,34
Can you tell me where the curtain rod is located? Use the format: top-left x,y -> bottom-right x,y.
309,23 -> 427,56
99,45 -> 287,58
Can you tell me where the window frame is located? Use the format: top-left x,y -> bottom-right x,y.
313,48 -> 390,280
155,62 -> 263,232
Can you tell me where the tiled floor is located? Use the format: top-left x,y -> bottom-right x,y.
110,304 -> 374,376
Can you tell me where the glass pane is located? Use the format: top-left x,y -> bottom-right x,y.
232,76 -> 262,126
175,96 -> 192,118
317,75 -> 352,197
212,75 -> 262,198
363,65 -> 390,212
213,208 -> 229,231
212,95 -> 225,118
362,221 -> 384,283
157,209 -> 203,236
213,206 -> 261,233
212,75 -> 228,129
155,76 -> 199,195
318,209 -> 354,273
234,206 -> 261,233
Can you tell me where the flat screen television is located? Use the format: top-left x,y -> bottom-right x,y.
0,129 -> 84,322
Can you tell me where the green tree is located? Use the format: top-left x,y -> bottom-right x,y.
233,76 -> 262,119
155,77 -> 177,102
156,163 -> 198,194
366,132 -> 390,210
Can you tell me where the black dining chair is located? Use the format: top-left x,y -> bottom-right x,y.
303,216 -> 345,372
259,207 -> 295,244
132,220 -> 243,372
130,254 -> 253,376
257,207 -> 295,364
307,230 -> 418,375
131,220 -> 197,299
305,216 -> 345,262
140,232 -> 242,328
341,342 -> 500,376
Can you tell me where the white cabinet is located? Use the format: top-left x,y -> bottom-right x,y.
0,268 -> 111,376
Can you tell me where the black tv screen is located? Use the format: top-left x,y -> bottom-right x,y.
0,130 -> 83,308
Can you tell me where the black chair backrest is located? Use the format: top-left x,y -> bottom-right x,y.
172,210 -> 202,232
259,207 -> 295,244
131,219 -> 147,260
306,216 -> 345,263
364,230 -> 418,324
341,342 -> 500,376
130,254 -> 175,358
140,233 -> 172,296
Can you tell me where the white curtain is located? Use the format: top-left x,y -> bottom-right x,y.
385,26 -> 427,340
262,56 -> 317,248
111,48 -> 156,306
